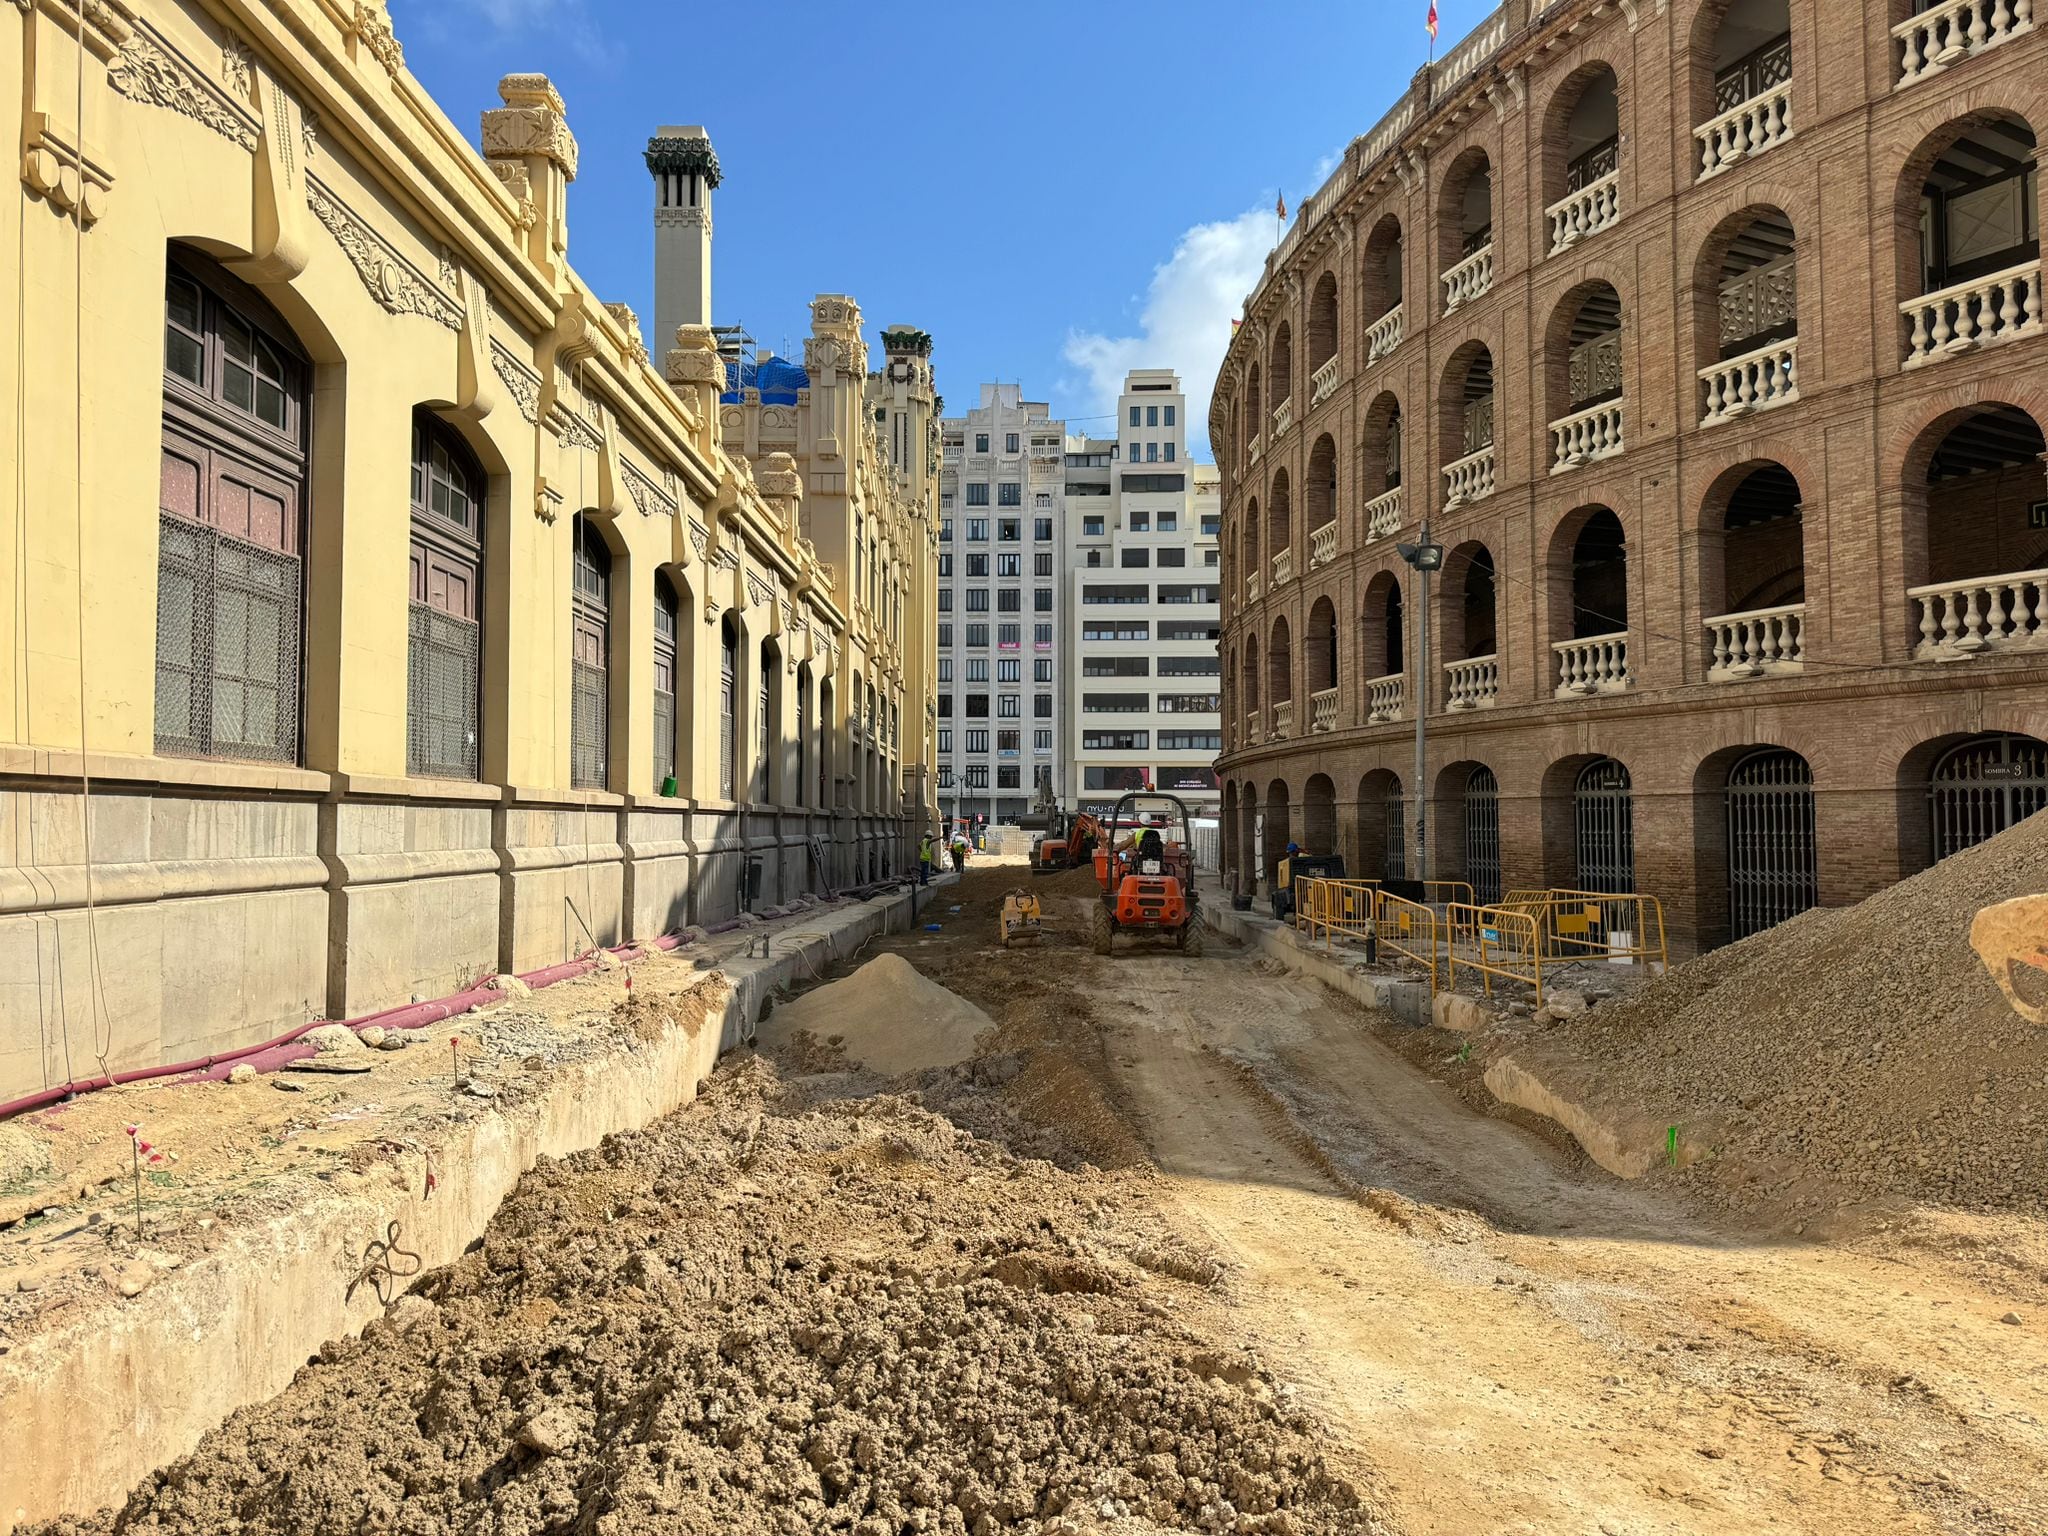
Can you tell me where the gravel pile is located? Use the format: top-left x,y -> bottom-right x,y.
40,1058 -> 1388,1535
1559,812 -> 2048,1215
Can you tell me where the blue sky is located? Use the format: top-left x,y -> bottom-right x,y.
394,1 -> 1474,457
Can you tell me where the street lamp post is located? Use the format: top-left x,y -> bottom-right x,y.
1396,526 -> 1445,884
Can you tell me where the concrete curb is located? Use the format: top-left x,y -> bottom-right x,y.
1200,894 -> 1433,1028
0,883 -> 929,1531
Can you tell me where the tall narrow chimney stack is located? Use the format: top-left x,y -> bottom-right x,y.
646,125 -> 720,356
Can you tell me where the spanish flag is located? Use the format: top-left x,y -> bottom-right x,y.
1276,190 -> 1287,222
1427,1 -> 1439,39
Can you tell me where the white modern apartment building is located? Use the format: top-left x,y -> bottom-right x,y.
935,385 -> 1066,824
1066,369 -> 1224,821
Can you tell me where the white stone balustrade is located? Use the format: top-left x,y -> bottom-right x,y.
1910,568 -> 2048,659
1366,304 -> 1405,364
1553,632 -> 1632,698
1271,396 -> 1295,440
1705,604 -> 1806,681
1699,338 -> 1799,427
1894,0 -> 2035,87
1365,673 -> 1404,723
1695,81 -> 1793,181
1900,261 -> 2043,368
1310,355 -> 1341,405
1272,699 -> 1294,739
1244,712 -> 1261,746
1310,687 -> 1338,733
1309,521 -> 1338,569
1445,654 -> 1500,710
1247,430 -> 1263,465
1245,571 -> 1260,603
1547,170 -> 1620,254
1271,547 -> 1294,588
1550,399 -> 1626,472
1441,244 -> 1494,314
1442,446 -> 1495,510
1365,486 -> 1404,541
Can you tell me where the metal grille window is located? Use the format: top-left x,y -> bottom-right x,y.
1726,750 -> 1817,941
720,619 -> 738,801
653,574 -> 679,790
1573,758 -> 1635,895
156,255 -> 307,764
408,415 -> 484,779
570,524 -> 610,789
1465,766 -> 1502,905
1383,787 -> 1408,882
1929,733 -> 2048,862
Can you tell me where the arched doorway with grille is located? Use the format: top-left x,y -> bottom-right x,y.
1928,732 -> 2048,862
1573,757 -> 1635,894
1725,748 -> 1817,941
1465,765 -> 1502,904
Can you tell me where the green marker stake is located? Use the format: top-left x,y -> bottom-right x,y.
1667,1124 -> 1679,1167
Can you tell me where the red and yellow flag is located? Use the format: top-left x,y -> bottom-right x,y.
1427,2 -> 1440,40
1276,190 -> 1287,222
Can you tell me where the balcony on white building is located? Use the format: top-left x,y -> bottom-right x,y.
1310,687 -> 1339,733
1553,632 -> 1632,698
1547,169 -> 1620,254
1444,654 -> 1500,710
1441,244 -> 1494,314
1365,304 -> 1405,365
1700,337 -> 1799,426
1310,355 -> 1342,406
1900,260 -> 2043,368
1365,486 -> 1405,542
1895,0 -> 2036,88
1365,673 -> 1405,723
1706,604 -> 1806,681
1309,521 -> 1338,570
1911,568 -> 2048,660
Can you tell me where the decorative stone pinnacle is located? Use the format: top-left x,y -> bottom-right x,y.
645,126 -> 722,188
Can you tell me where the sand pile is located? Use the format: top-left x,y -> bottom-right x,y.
760,951 -> 994,1075
1557,810 -> 2048,1215
39,1058 -> 1388,1536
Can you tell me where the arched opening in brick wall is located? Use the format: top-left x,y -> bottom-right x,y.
1221,780 -> 1238,886
1437,147 -> 1494,308
1303,773 -> 1338,856
1902,404 -> 2048,661
1547,506 -> 1629,697
1700,461 -> 1805,676
1692,744 -> 1817,951
1306,433 -> 1338,555
1264,778 -> 1292,883
1270,322 -> 1295,418
1306,596 -> 1339,724
1571,756 -> 1636,895
1361,391 -> 1402,498
1687,0 -> 1793,181
1899,730 -> 2048,874
1464,763 -> 1504,904
1240,633 -> 1261,729
1427,757 -> 1491,897
1363,212 -> 1404,318
1241,498 -> 1261,596
1544,64 -> 1621,252
1895,112 -> 2037,369
1361,570 -> 1405,722
1441,539 -> 1497,667
1691,205 -> 1798,424
1440,342 -> 1495,508
1357,768 -> 1407,881
1246,362 -> 1264,456
1267,615 -> 1294,725
1266,467 -> 1292,569
1308,271 -> 1340,376
1237,780 -> 1260,888
1545,281 -> 1625,465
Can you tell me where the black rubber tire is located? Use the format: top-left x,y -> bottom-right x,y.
1090,901 -> 1114,956
1180,921 -> 1205,958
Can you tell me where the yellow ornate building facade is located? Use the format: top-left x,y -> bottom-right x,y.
0,0 -> 939,1101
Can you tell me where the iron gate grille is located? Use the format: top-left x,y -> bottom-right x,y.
154,513 -> 301,763
1465,766 -> 1502,905
652,687 -> 676,789
570,660 -> 607,789
1930,734 -> 2048,861
406,601 -> 480,779
1384,792 -> 1408,881
1574,759 -> 1635,896
1726,749 -> 1816,941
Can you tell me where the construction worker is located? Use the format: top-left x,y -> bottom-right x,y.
918,831 -> 934,886
950,829 -> 968,872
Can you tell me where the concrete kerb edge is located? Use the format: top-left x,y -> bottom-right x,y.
0,880 -> 935,1532
1198,894 -> 1433,1028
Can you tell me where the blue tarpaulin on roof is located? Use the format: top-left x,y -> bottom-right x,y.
721,355 -> 809,405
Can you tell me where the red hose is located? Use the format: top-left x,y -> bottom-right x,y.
0,929 -> 689,1122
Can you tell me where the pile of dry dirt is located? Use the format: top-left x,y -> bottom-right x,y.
757,951 -> 993,1076
38,1058 -> 1389,1536
1558,811 -> 2048,1215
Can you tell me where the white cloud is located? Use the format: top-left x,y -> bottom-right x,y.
427,0 -> 616,63
1062,207 -> 1274,461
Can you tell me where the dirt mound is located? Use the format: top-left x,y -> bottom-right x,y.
1558,810 -> 2048,1215
37,1059 -> 1388,1536
758,951 -> 993,1076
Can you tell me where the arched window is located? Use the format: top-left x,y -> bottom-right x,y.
408,414 -> 484,780
570,523 -> 610,789
719,616 -> 739,801
795,662 -> 811,806
653,573 -> 679,790
757,641 -> 777,802
156,251 -> 308,763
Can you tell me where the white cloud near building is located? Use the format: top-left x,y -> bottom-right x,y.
1062,207 -> 1273,463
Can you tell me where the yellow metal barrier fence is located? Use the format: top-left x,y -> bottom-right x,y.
1294,878 -> 1378,946
1445,902 -> 1546,1003
1372,888 -> 1440,995
1422,880 -> 1475,909
1497,890 -> 1669,970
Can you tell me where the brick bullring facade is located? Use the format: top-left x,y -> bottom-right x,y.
1213,0 -> 2048,954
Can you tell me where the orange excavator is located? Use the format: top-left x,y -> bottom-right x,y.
1089,792 -> 1203,957
1034,810 -> 1106,876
